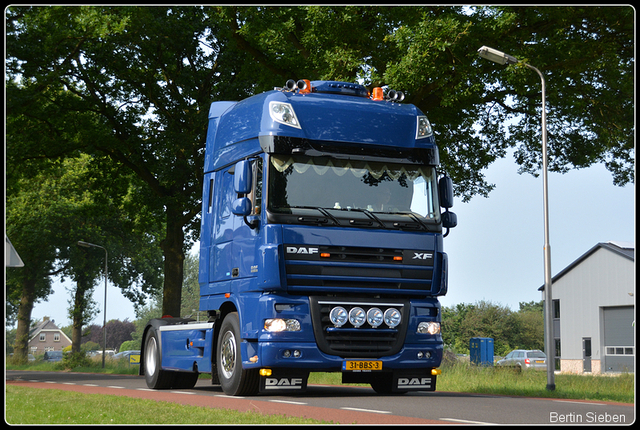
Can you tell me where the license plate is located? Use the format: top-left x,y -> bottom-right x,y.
535,360 -> 545,363
343,360 -> 382,371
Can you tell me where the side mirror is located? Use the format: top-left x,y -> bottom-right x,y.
234,160 -> 252,194
442,211 -> 457,229
438,176 -> 454,209
232,197 -> 252,217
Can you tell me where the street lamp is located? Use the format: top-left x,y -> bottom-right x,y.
477,46 -> 555,391
78,241 -> 109,369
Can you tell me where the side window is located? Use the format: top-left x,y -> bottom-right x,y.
207,178 -> 214,214
249,158 -> 263,215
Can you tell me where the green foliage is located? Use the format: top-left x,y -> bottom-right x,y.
62,351 -> 92,369
442,300 -> 544,356
5,6 -> 634,321
118,340 -> 139,352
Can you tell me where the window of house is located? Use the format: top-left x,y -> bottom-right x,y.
552,299 -> 560,319
39,333 -> 46,341
54,333 -> 60,342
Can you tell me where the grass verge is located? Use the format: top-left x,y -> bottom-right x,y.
436,362 -> 634,404
308,362 -> 634,404
5,385 -> 329,425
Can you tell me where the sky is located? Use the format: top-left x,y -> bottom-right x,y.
27,152 -> 635,328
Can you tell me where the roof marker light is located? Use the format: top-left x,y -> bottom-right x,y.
372,87 -> 384,101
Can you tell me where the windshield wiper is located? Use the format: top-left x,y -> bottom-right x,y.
289,206 -> 340,225
376,210 -> 429,230
336,207 -> 386,228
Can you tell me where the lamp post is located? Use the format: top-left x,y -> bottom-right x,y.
477,46 -> 555,391
78,241 -> 109,369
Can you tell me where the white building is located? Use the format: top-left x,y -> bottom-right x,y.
540,241 -> 634,374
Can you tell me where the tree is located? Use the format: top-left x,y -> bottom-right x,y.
6,6 -> 633,319
441,300 -> 544,356
180,252 -> 201,319
81,320 -> 135,350
6,152 -> 163,359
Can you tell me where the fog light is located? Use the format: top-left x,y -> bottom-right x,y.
367,308 -> 384,328
417,352 -> 424,359
330,306 -> 348,327
384,308 -> 401,328
293,350 -> 301,358
349,307 -> 366,327
260,368 -> 272,377
283,350 -> 291,358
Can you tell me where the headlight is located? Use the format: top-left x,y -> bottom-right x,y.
348,307 -> 366,327
329,306 -> 348,327
417,321 -> 440,335
384,308 -> 402,328
264,318 -> 301,332
416,116 -> 433,139
367,308 -> 384,328
269,101 -> 301,129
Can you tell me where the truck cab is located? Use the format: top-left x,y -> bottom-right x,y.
141,80 -> 456,395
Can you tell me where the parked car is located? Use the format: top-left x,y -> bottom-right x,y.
496,349 -> 546,370
113,350 -> 140,360
43,350 -> 63,362
8,353 -> 35,362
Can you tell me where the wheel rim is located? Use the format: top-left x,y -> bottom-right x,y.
145,336 -> 158,376
220,331 -> 236,379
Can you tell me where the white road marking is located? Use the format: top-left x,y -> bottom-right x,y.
440,418 -> 496,425
269,400 -> 308,405
340,407 -> 392,414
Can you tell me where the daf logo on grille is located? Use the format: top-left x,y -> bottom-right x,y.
286,246 -> 319,255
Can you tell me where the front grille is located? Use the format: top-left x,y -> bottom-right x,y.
284,245 -> 433,291
309,297 -> 410,358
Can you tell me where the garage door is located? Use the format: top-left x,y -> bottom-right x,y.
603,306 -> 634,372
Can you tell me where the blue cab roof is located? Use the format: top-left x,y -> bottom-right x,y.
205,81 -> 437,172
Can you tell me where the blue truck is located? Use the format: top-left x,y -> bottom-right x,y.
140,79 -> 457,395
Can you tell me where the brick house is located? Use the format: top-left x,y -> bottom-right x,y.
28,316 -> 72,354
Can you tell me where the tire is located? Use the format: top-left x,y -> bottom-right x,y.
171,371 -> 199,389
216,312 -> 259,396
143,326 -> 175,389
370,373 -> 406,395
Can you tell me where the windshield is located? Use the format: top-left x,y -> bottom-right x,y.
268,154 -> 440,222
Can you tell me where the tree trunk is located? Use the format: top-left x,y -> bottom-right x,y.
71,279 -> 85,354
161,205 -> 185,318
12,276 -> 36,364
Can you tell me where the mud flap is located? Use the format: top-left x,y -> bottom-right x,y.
394,370 -> 437,392
259,370 -> 309,394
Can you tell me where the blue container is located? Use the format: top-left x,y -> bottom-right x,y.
470,337 -> 494,366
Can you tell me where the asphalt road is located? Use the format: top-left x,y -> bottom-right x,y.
6,370 -> 634,425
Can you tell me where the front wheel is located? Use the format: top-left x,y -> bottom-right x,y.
370,373 -> 407,395
216,312 -> 259,396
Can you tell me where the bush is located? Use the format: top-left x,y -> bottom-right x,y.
119,340 -> 139,352
62,351 -> 91,369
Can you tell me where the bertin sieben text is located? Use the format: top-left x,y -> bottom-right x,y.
549,411 -> 626,423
